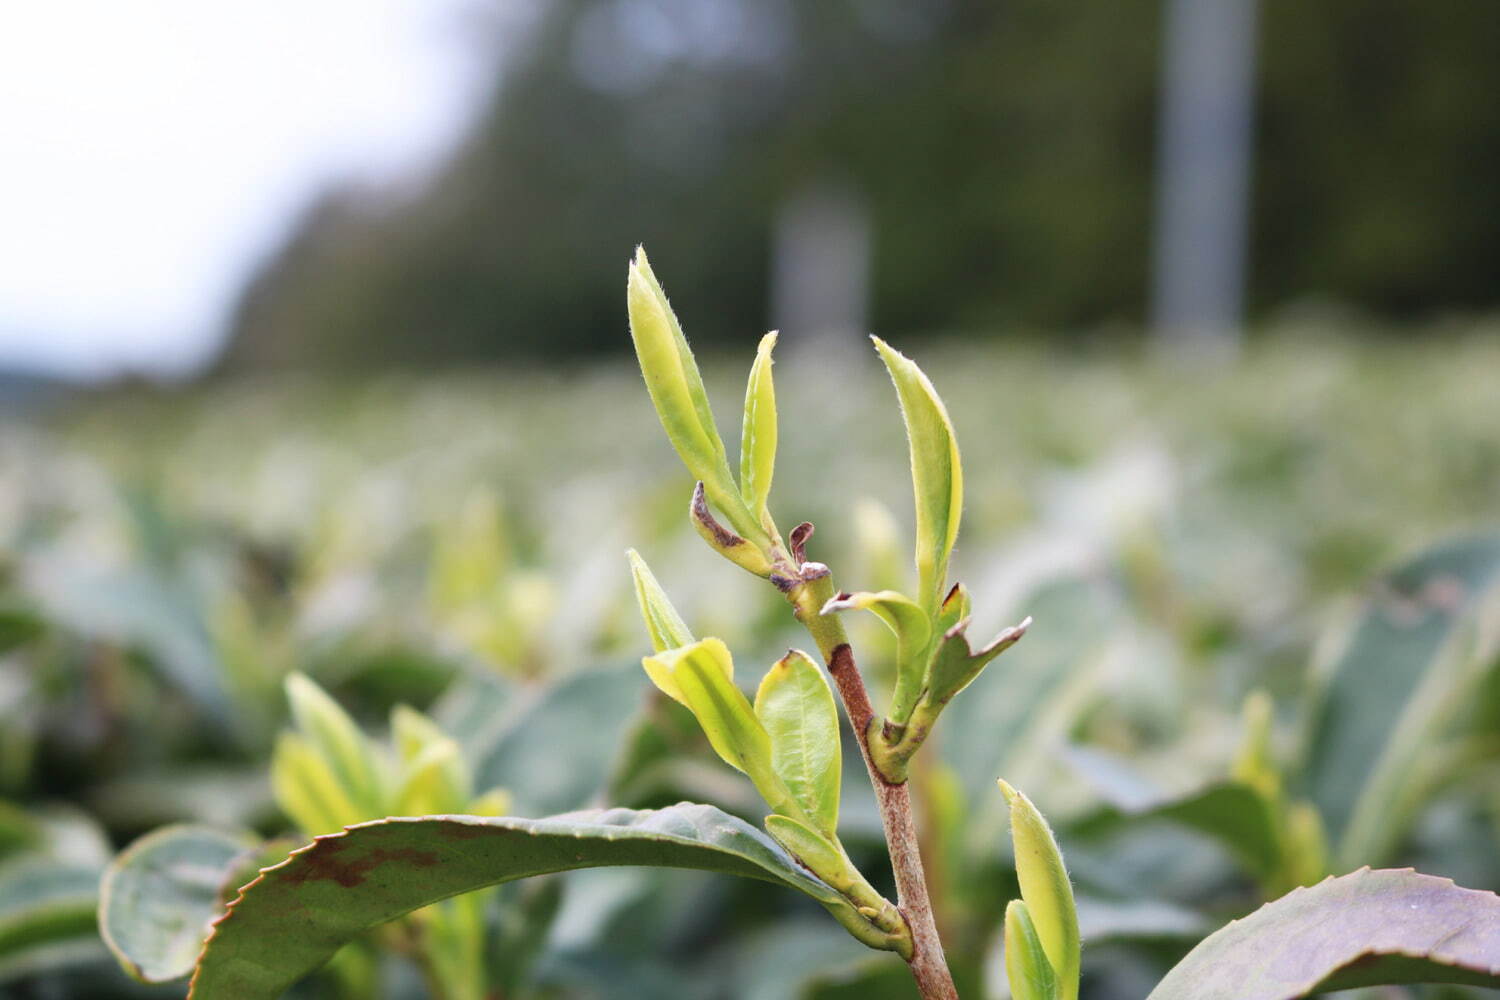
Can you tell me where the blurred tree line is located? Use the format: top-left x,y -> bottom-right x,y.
221,0 -> 1500,368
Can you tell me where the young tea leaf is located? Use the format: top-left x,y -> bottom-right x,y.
754,650 -> 841,836
821,590 -> 931,725
627,549 -> 695,653
628,249 -> 763,546
1000,780 -> 1080,1000
923,616 -> 1031,710
1004,900 -> 1061,1000
671,644 -> 777,785
739,331 -> 779,530
871,337 -> 963,615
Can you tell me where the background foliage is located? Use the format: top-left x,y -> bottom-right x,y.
4,328 -> 1500,996
220,0 -> 1500,369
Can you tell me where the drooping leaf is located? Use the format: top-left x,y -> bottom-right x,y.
1148,868 -> 1500,999
670,645 -> 787,815
99,825 -> 257,983
821,590 -> 931,725
628,249 -> 762,545
1000,780 -> 1080,1000
641,637 -> 736,712
1004,900 -> 1060,1000
1304,532 -> 1500,867
739,331 -> 779,528
189,804 -> 878,998
627,550 -> 695,654
755,650 -> 841,835
0,856 -> 102,983
870,337 -> 963,615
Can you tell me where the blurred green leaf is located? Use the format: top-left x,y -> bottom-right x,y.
754,650 -> 841,836
189,805 -> 865,998
284,673 -> 386,818
461,667 -> 643,817
1074,782 -> 1282,883
99,825 -> 256,983
1149,869 -> 1500,998
1304,532 -> 1500,867
271,732 -> 363,836
871,337 -> 963,615
0,855 -> 103,983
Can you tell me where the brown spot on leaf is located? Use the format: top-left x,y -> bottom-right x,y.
284,840 -> 440,889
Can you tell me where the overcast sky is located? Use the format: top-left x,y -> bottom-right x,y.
0,0 -> 488,380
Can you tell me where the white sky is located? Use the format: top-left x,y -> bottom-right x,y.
0,0 -> 488,380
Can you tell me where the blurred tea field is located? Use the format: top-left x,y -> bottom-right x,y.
3,326 -> 1500,998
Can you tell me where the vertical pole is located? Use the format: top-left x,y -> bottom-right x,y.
771,179 -> 871,350
1151,0 -> 1259,360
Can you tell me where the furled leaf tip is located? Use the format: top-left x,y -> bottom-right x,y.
626,548 -> 695,652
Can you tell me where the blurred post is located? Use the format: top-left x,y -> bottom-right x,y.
1150,0 -> 1259,361
771,180 -> 871,351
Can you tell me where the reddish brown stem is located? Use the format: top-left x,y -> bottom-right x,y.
829,644 -> 958,1000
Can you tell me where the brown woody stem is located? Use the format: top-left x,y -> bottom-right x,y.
788,573 -> 958,1000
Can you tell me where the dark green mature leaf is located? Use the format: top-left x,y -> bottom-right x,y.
24,563 -> 229,719
1304,532 -> 1500,867
190,804 -> 857,999
99,825 -> 257,983
0,856 -> 103,983
1149,868 -> 1500,999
